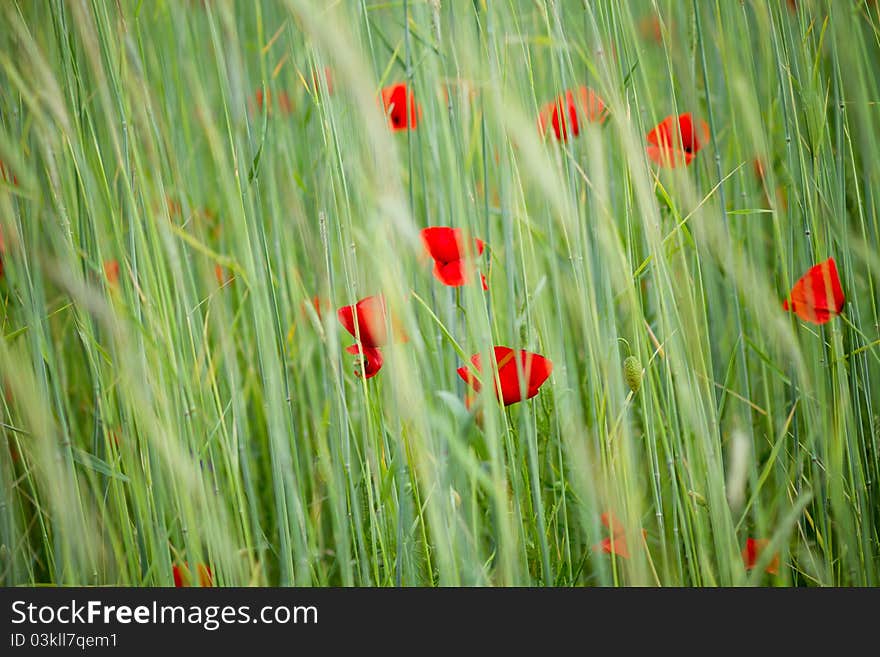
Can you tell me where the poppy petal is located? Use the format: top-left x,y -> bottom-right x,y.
382,83 -> 420,131
346,344 -> 384,379
543,87 -> 608,141
173,563 -> 214,587
593,536 -> 630,559
646,113 -> 707,168
783,257 -> 845,324
421,227 -> 484,263
496,349 -> 553,405
104,259 -> 120,286
576,86 -> 609,124
742,538 -> 780,575
433,259 -> 467,287
458,347 -> 552,406
337,295 -> 389,347
601,511 -> 626,536
550,89 -> 580,141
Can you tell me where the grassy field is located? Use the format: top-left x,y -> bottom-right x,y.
1,0 -> 879,587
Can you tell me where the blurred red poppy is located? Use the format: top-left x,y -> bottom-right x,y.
782,257 -> 844,325
457,346 -> 552,406
338,295 -> 406,379
215,264 -> 234,287
646,113 -> 709,167
173,563 -> 214,587
381,83 -> 421,131
338,295 -> 391,348
638,12 -> 667,45
303,295 -> 328,321
592,511 -> 647,559
420,226 -> 487,289
312,66 -> 333,95
104,259 -> 120,286
165,195 -> 182,220
741,538 -> 780,575
253,87 -> 293,116
539,86 -> 608,141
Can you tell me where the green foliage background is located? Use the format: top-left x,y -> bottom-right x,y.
0,0 -> 878,586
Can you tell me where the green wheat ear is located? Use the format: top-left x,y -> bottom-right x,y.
623,356 -> 643,394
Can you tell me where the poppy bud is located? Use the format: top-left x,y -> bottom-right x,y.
623,355 -> 642,393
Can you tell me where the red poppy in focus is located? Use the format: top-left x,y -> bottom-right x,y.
381,83 -> 421,131
457,346 -> 552,406
782,257 -> 844,325
103,259 -> 120,286
172,563 -> 214,587
420,226 -> 488,290
338,295 -> 406,379
538,86 -> 608,142
741,538 -> 780,575
592,511 -> 647,559
646,113 -> 709,168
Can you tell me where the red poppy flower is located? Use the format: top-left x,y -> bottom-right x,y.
539,86 -> 608,141
592,511 -> 647,559
104,259 -> 120,286
337,295 -> 406,379
741,538 -> 780,575
345,343 -> 384,379
646,113 -> 710,167
420,226 -> 488,289
782,257 -> 844,325
338,295 -> 392,348
381,83 -> 421,131
457,346 -> 552,406
172,563 -> 214,587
